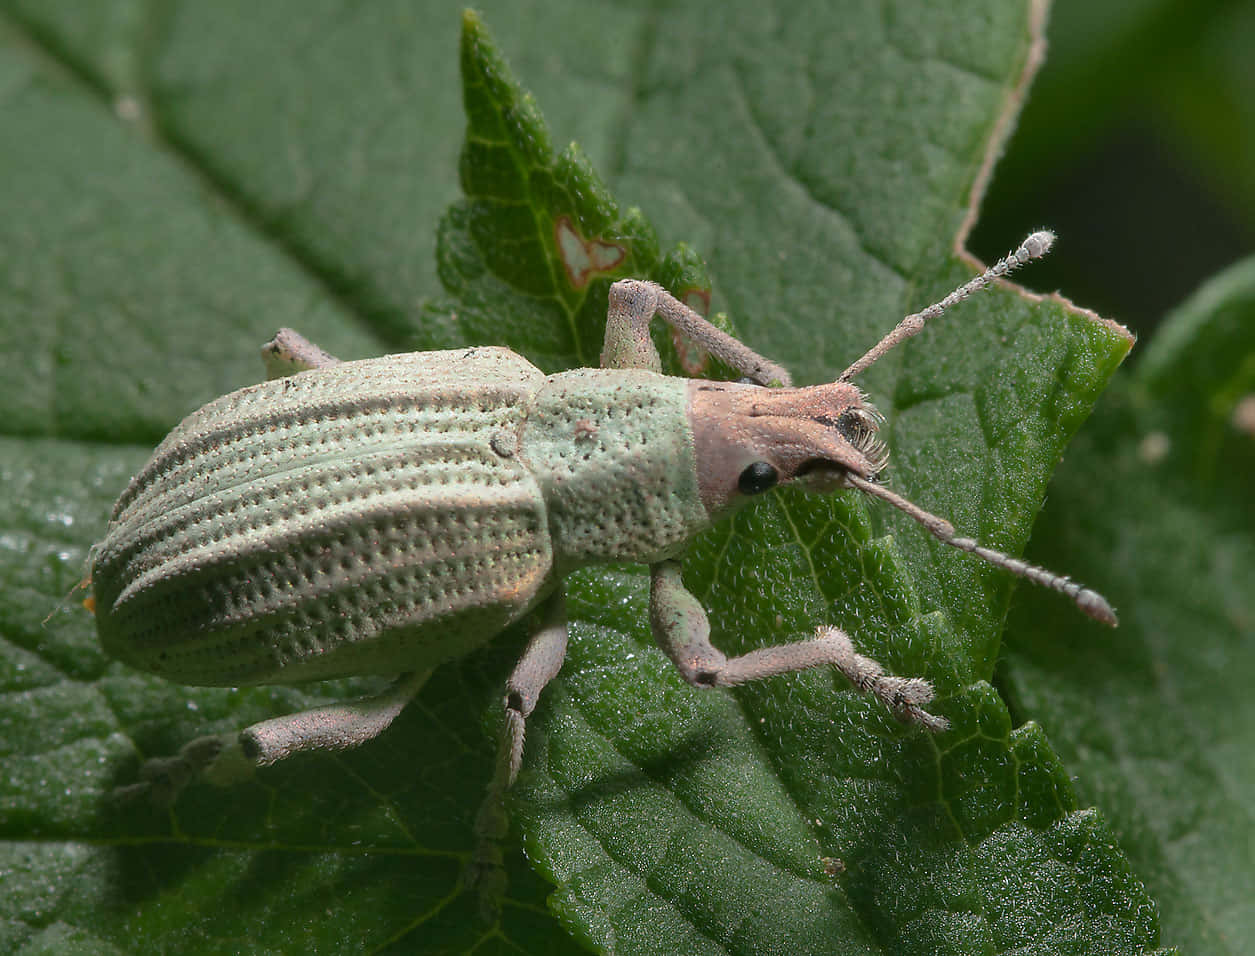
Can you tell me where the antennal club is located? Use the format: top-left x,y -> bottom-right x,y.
846,474 -> 1117,626
839,231 -> 1055,382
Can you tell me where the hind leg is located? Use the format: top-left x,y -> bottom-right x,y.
117,670 -> 432,805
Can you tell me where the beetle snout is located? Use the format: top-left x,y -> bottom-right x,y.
687,380 -> 889,514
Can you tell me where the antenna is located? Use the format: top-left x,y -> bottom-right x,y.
839,231 -> 1055,382
847,474 -> 1118,626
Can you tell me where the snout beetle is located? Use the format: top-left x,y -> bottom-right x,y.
90,230 -> 1115,820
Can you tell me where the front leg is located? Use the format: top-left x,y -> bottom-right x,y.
649,560 -> 948,732
601,279 -> 792,386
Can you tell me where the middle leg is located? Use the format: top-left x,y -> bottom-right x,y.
649,560 -> 948,732
470,589 -> 570,908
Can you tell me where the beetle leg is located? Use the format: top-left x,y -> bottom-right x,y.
470,589 -> 569,914
261,327 -> 343,379
120,669 -> 432,805
601,279 -> 793,386
649,560 -> 949,732
503,589 -> 569,782
229,667 -> 432,772
475,589 -> 568,826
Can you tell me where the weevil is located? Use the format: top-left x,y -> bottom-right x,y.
90,231 -> 1115,817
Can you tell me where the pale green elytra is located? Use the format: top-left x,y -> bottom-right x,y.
91,239 -> 1115,843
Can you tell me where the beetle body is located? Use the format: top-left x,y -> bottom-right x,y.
92,346 -> 707,687
92,264 -> 1112,823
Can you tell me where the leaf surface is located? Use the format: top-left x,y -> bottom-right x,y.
1000,256 -> 1255,953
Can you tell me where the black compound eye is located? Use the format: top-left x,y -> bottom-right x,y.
738,461 -> 778,495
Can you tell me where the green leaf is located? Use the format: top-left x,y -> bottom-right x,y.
0,2 -> 1167,953
449,15 -> 1154,949
1001,255 -> 1255,953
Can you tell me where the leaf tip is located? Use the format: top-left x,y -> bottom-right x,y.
461,7 -> 483,37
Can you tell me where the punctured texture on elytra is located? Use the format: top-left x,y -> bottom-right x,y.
92,348 -> 551,686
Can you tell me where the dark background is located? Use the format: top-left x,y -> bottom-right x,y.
970,0 -> 1255,343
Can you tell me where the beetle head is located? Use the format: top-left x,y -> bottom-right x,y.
687,380 -> 888,515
